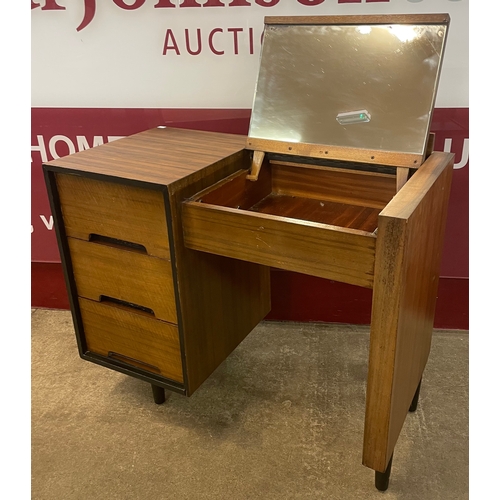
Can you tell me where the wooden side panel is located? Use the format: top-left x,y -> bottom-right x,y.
56,173 -> 170,259
272,163 -> 396,209
363,152 -> 454,472
168,150 -> 272,395
68,237 -> 177,324
79,298 -> 183,383
183,202 -> 376,288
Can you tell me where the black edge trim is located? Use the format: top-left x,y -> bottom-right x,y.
42,167 -> 88,355
163,188 -> 190,394
83,352 -> 186,395
268,153 -> 398,176
42,166 -> 165,192
42,165 -> 187,396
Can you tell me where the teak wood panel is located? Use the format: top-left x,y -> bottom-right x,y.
68,237 -> 177,324
79,297 -> 183,383
167,150 -> 271,395
271,163 -> 396,210
56,173 -> 170,259
197,161 -> 395,212
191,163 -> 385,231
250,194 -> 380,233
46,127 -> 247,186
362,152 -> 454,472
182,202 -> 376,288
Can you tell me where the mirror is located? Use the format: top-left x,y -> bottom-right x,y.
248,16 -> 449,167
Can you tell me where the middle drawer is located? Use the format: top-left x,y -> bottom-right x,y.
68,237 -> 178,324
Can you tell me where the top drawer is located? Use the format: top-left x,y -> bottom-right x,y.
182,161 -> 382,288
55,174 -> 170,259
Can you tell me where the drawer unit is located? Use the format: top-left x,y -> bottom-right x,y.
53,171 -> 184,388
43,127 -> 271,398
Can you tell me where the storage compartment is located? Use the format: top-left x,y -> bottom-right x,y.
182,157 -> 395,288
69,237 -> 177,324
79,297 -> 183,383
56,173 -> 170,259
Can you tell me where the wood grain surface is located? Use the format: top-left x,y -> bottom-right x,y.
271,163 -> 396,209
48,127 -> 247,186
192,161 -> 390,232
168,149 -> 271,395
363,152 -> 454,472
183,201 -> 376,288
68,237 -> 177,324
197,165 -> 272,210
246,137 -> 423,169
56,173 -> 170,259
250,194 -> 380,233
80,297 -> 183,383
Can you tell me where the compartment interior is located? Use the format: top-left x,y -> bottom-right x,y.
193,156 -> 398,234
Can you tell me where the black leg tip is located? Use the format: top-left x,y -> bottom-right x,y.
151,384 -> 166,405
375,455 -> 393,492
375,474 -> 390,492
409,380 -> 422,413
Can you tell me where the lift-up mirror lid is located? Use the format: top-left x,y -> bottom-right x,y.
247,14 -> 450,168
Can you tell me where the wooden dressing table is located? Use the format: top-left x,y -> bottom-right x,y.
43,14 -> 454,491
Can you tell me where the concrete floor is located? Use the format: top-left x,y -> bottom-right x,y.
32,309 -> 468,499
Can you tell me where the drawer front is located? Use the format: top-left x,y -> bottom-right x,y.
79,298 -> 183,383
56,173 -> 170,259
69,237 -> 178,324
183,202 -> 376,288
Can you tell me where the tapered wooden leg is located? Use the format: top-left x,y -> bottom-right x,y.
151,384 -> 166,404
375,454 -> 393,492
409,379 -> 422,413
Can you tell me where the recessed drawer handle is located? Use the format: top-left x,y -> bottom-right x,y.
89,233 -> 148,254
99,295 -> 156,317
107,351 -> 161,373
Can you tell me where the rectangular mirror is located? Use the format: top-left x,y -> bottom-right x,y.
247,15 -> 450,167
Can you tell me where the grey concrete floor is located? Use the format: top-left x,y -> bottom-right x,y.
32,309 -> 468,500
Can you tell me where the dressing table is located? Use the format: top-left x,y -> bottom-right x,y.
43,14 -> 454,491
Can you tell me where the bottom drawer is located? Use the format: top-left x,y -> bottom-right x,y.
79,298 -> 183,383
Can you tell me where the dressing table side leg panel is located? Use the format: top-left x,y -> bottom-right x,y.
363,153 -> 454,475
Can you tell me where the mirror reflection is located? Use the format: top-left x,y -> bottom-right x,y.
248,23 -> 447,155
